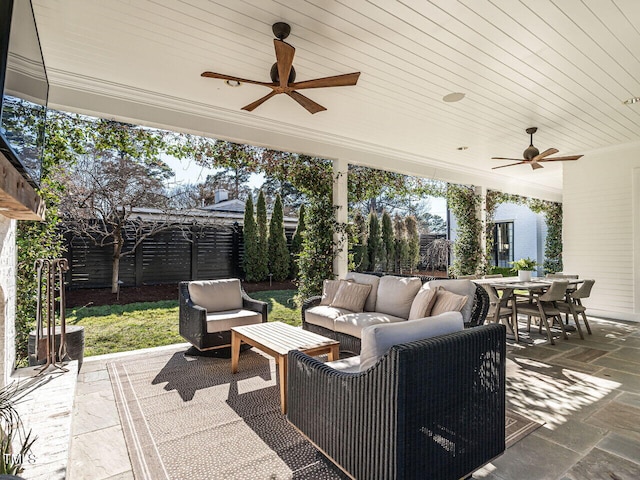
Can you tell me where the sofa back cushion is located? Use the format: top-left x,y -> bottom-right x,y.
188,279 -> 242,312
319,279 -> 342,306
330,282 -> 372,313
375,276 -> 422,319
430,289 -> 469,317
424,279 -> 476,323
345,272 -> 380,311
359,311 -> 464,371
408,285 -> 440,320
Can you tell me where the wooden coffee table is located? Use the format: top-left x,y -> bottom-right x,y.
231,321 -> 339,414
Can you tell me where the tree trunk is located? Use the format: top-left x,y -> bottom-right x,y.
111,228 -> 124,293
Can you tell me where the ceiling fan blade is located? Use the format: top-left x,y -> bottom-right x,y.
492,161 -> 527,170
530,162 -> 544,170
201,71 -> 274,87
290,72 -> 361,90
492,157 -> 525,161
533,148 -> 559,161
274,39 -> 295,88
241,91 -> 279,112
538,155 -> 584,162
287,91 -> 326,114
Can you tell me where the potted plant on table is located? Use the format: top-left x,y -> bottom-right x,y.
510,257 -> 538,281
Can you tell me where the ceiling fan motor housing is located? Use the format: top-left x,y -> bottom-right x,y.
523,145 -> 539,160
270,63 -> 296,84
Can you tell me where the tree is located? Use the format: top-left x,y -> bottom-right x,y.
289,204 -> 306,279
381,211 -> 395,272
255,190 -> 269,281
60,118 -> 182,293
367,211 -> 381,271
393,214 -> 408,273
405,215 -> 420,273
242,196 -> 261,281
268,194 -> 290,281
351,210 -> 368,272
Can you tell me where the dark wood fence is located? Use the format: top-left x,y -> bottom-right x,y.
66,223 -> 295,289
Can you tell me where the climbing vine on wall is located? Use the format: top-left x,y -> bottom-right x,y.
446,184 -> 482,276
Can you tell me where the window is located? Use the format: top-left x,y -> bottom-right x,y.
493,222 -> 513,267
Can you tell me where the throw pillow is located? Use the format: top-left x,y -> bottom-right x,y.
319,279 -> 342,306
430,289 -> 469,317
330,282 -> 372,312
408,286 -> 440,320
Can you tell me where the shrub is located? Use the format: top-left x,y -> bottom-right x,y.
289,204 -> 306,279
351,210 -> 368,272
405,215 -> 420,273
242,196 -> 261,281
268,194 -> 290,281
255,190 -> 269,281
367,211 -> 381,270
381,211 -> 395,272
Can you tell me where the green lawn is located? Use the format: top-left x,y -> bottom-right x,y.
67,290 -> 300,357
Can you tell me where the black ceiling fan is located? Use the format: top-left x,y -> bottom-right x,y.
492,127 -> 583,170
201,22 -> 360,114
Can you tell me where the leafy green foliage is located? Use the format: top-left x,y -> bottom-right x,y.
381,211 -> 395,271
405,215 -> 420,273
0,382 -> 36,474
447,184 -> 482,276
289,204 -> 306,279
255,191 -> 269,281
367,211 -> 381,271
242,196 -> 261,281
267,194 -> 290,281
393,214 -> 408,273
350,209 -> 368,272
510,257 -> 538,272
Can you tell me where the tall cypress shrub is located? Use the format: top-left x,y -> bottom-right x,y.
242,196 -> 261,281
268,194 -> 290,281
367,211 -> 380,271
405,215 -> 420,273
351,210 -> 368,272
393,214 -> 408,273
255,190 -> 269,281
289,204 -> 306,279
381,210 -> 395,272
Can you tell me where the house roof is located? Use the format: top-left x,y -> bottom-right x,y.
200,199 -> 246,213
31,1 -> 640,202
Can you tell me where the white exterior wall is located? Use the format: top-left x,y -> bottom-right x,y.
563,142 -> 640,322
0,216 -> 17,384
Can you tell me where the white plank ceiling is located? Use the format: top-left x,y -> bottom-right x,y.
31,0 -> 640,198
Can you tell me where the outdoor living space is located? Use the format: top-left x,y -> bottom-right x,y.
62,314 -> 640,480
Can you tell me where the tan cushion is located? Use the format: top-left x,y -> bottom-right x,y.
319,279 -> 342,306
305,305 -> 354,331
205,309 -> 262,333
330,282 -> 371,312
334,312 -> 407,339
424,280 -> 476,323
188,279 -> 242,312
345,272 -> 381,311
359,312 -> 464,371
408,285 -> 440,320
325,356 -> 361,373
375,276 -> 422,319
430,290 -> 469,317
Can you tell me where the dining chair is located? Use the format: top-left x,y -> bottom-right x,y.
483,284 -> 518,341
516,280 -> 569,345
556,280 -> 595,337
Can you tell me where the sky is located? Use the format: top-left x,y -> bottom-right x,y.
163,155 -> 447,219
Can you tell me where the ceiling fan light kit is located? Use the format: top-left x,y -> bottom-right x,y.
201,22 -> 361,114
491,127 -> 583,170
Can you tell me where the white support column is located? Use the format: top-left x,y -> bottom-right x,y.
333,158 -> 349,279
474,186 -> 487,272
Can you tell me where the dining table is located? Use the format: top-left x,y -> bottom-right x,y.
472,276 -> 585,342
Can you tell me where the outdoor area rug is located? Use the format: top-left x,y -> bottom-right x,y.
109,347 -> 540,480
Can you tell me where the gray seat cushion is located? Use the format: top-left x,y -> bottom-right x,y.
188,279 -> 242,312
345,272 -> 381,311
423,279 -> 476,323
375,275 -> 422,319
334,312 -> 407,339
305,305 -> 355,331
359,311 -> 464,371
205,309 -> 262,333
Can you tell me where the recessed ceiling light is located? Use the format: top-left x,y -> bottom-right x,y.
443,92 -> 465,103
457,146 -> 469,150
623,96 -> 640,105
225,80 -> 241,87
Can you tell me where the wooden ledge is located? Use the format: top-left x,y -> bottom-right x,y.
0,151 -> 45,221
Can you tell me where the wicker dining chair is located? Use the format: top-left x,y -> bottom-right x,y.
516,280 -> 569,345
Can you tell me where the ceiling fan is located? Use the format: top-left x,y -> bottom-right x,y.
492,127 -> 583,170
201,22 -> 360,114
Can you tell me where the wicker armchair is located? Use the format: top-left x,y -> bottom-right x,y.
179,279 -> 267,352
287,323 -> 506,480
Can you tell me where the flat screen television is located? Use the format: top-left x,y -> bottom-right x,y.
0,0 -> 48,188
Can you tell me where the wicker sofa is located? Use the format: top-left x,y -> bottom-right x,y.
288,323 -> 507,480
302,273 -> 490,354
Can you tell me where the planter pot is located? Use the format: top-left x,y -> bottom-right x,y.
518,270 -> 532,281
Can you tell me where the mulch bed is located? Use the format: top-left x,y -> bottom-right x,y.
66,280 -> 297,308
